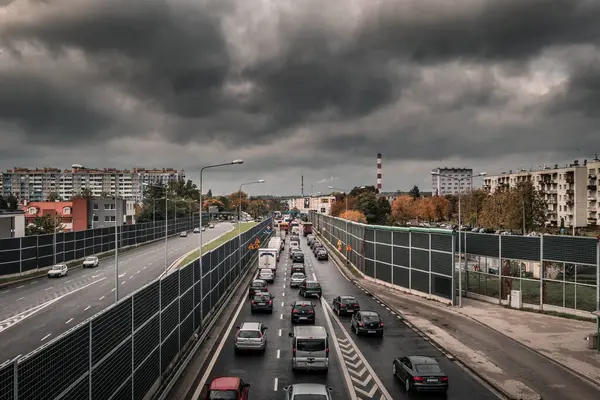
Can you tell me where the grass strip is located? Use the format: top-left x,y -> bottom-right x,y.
178,222 -> 258,267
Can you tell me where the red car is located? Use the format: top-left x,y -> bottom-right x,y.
201,377 -> 250,399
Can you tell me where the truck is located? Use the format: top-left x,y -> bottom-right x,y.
258,248 -> 278,275
268,237 -> 283,259
302,222 -> 313,236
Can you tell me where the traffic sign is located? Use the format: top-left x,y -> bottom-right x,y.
346,244 -> 352,252
248,244 -> 255,250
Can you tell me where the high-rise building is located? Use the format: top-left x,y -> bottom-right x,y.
2,166 -> 185,202
431,167 -> 474,196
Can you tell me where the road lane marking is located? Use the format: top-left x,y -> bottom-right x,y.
111,288 -> 115,292
277,349 -> 281,358
99,296 -> 105,300
45,287 -> 53,290
16,285 -> 24,289
281,302 -> 284,307
273,378 -> 278,391
82,274 -> 89,278
280,314 -> 283,320
312,272 -> 317,280
16,297 -> 25,301
30,281 -> 38,284
283,284 -> 285,288
84,306 -> 91,311
65,318 -> 73,324
278,329 -> 282,336
0,290 -> 9,294
118,273 -> 126,278
282,292 -> 285,296
41,334 -> 51,341
122,281 -> 126,284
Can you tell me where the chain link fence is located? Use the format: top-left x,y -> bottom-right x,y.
0,219 -> 273,400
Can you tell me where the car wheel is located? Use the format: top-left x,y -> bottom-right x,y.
392,363 -> 397,378
336,307 -> 340,316
405,378 -> 411,392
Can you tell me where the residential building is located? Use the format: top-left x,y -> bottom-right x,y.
585,157 -> 600,227
287,196 -> 335,215
0,210 -> 25,238
88,198 -> 127,229
21,198 -> 88,232
431,168 -> 474,196
483,160 -> 588,228
2,166 -> 185,202
125,200 -> 137,225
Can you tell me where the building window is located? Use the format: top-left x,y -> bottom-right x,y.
28,207 -> 37,215
105,216 -> 111,222
93,203 -> 99,210
63,207 -> 71,215
93,215 -> 99,222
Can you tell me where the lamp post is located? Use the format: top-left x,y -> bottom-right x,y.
143,184 -> 169,273
431,171 -> 487,307
239,180 -> 265,273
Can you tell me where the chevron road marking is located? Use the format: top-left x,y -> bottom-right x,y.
355,385 -> 378,398
345,359 -> 363,369
340,346 -> 354,355
351,373 -> 373,387
349,366 -> 367,378
343,352 -> 359,363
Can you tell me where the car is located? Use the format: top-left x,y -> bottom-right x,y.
180,231 -> 188,237
306,234 -> 315,244
290,264 -> 306,276
47,263 -> 68,278
289,249 -> 297,260
202,226 -> 206,232
283,383 -> 333,399
209,223 -> 215,228
316,249 -> 328,260
251,292 -> 274,313
309,240 -> 319,249
289,272 -> 306,288
393,355 -> 449,393
82,256 -> 99,268
332,296 -> 360,316
234,322 -> 268,352
258,268 -> 274,283
292,251 -> 304,263
193,227 -> 200,233
313,244 -> 325,255
201,376 -> 250,400
248,279 -> 268,296
299,280 -> 322,298
351,311 -> 384,336
291,301 -> 316,324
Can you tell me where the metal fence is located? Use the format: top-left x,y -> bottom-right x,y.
310,212 -> 456,302
0,217 -> 199,276
0,218 -> 273,400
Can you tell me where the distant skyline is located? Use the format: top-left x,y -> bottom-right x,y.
1,0 -> 598,194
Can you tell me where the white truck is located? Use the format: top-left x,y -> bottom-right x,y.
258,248 -> 278,275
268,237 -> 283,257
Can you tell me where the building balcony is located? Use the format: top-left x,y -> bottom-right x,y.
566,200 -> 574,206
565,189 -> 574,195
589,174 -> 597,179
547,199 -> 557,204
565,177 -> 574,184
587,184 -> 597,190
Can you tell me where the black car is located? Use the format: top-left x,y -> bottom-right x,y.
292,251 -> 305,263
290,301 -> 316,324
249,279 -> 268,296
290,264 -> 306,276
332,296 -> 360,316
251,292 -> 274,313
316,248 -> 328,260
351,311 -> 384,336
393,355 -> 449,393
299,280 -> 322,298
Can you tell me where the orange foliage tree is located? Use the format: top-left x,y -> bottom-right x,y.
330,195 -> 357,217
414,196 -> 449,222
202,198 -> 224,211
391,195 -> 416,224
227,191 -> 249,211
339,209 -> 367,223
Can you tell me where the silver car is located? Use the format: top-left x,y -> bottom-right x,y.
289,273 -> 306,288
234,322 -> 268,353
258,268 -> 274,283
82,256 -> 99,268
47,264 -> 68,278
283,383 -> 333,399
180,231 -> 187,237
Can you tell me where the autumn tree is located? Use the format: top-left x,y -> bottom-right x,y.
355,191 -> 379,224
415,197 -> 435,221
391,195 -> 416,224
339,210 -> 367,223
247,199 -> 267,218
429,196 -> 450,222
228,191 -> 249,213
202,198 -> 224,211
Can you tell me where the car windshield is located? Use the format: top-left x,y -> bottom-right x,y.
293,395 -> 328,400
341,298 -> 356,304
362,315 -> 380,323
52,265 -> 63,270
238,330 -> 260,338
306,283 -> 321,289
415,364 -> 442,374
208,390 -> 238,399
296,339 -> 325,352
85,257 -> 95,261
252,281 -> 265,287
254,295 -> 270,302
292,274 -> 305,280
294,304 -> 313,311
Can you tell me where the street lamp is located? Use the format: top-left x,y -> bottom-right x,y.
239,180 -> 265,273
431,171 -> 487,307
142,183 -> 169,274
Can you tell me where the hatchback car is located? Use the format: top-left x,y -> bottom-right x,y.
289,272 -> 306,288
316,249 -> 328,260
234,322 -> 267,353
283,383 -> 333,400
248,279 -> 268,296
193,227 -> 200,234
258,268 -> 274,283
299,280 -> 322,298
251,292 -> 274,313
290,265 -> 306,276
292,251 -> 304,263
201,377 -> 250,400
180,231 -> 187,237
313,244 -> 325,255
82,256 -> 99,268
393,355 -> 449,393
289,249 -> 300,260
332,296 -> 360,316
351,311 -> 384,336
290,301 -> 316,324
47,264 -> 68,278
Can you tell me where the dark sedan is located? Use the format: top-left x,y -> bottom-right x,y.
351,311 -> 384,336
290,301 -> 316,324
251,292 -> 274,313
248,279 -> 268,296
292,251 -> 305,263
316,249 -> 328,260
332,296 -> 360,316
393,355 -> 449,393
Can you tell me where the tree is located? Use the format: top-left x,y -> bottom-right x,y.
430,196 -> 450,222
409,185 -> 421,200
339,209 -> 367,223
228,191 -> 249,213
349,185 -> 377,197
202,198 -> 225,211
391,195 -> 416,224
73,187 -> 94,199
247,199 -> 267,218
218,195 -> 230,211
377,196 -> 392,224
5,194 -> 18,210
355,191 -> 379,224
207,189 -> 213,198
415,197 -> 435,221
0,195 -> 7,209
26,213 -> 65,235
46,192 -> 61,201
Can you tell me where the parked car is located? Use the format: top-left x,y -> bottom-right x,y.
82,256 -> 99,268
248,279 -> 268,296
332,296 -> 360,316
290,301 -> 316,324
234,322 -> 268,353
393,355 -> 449,393
47,264 -> 68,278
251,292 -> 274,313
289,273 -> 306,288
201,377 -> 250,400
351,311 -> 384,336
209,223 -> 215,228
258,268 -> 274,283
299,280 -> 322,298
316,249 -> 328,260
180,231 -> 188,237
283,383 -> 333,399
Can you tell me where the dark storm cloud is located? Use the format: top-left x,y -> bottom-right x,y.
545,59 -> 600,117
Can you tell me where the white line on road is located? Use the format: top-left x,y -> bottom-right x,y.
111,288 -> 115,292
16,297 -> 24,301
278,329 -> 282,336
281,302 -> 284,307
277,349 -> 281,358
30,281 -> 38,284
84,306 -> 91,311
41,334 -> 51,341
273,377 -> 278,391
312,272 -> 317,280
65,280 -> 72,283
65,318 -> 73,324
99,296 -> 105,300
118,273 -> 126,278
121,281 -> 126,284
16,285 -> 24,289
283,284 -> 285,288
0,290 -> 8,294
45,287 -> 53,290
82,274 -> 89,278
282,292 -> 285,296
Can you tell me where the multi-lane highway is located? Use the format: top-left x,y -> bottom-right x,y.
0,222 -> 234,362
195,233 -> 500,399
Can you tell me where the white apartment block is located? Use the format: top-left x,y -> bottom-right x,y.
585,158 -> 600,227
431,168 -> 474,196
287,195 -> 336,215
2,167 -> 185,203
483,160 -> 591,228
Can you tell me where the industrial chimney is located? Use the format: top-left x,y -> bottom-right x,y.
376,153 -> 382,193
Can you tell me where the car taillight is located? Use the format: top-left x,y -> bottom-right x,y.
354,304 -> 359,307
293,309 -> 298,313
413,376 -> 425,382
251,300 -> 254,305
441,376 -> 448,382
325,347 -> 329,354
293,348 -> 296,354
268,300 -> 272,305
358,323 -> 364,327
380,322 -> 384,327
308,310 -> 314,314
340,304 -> 346,308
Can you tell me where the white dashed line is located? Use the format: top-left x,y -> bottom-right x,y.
45,287 -> 53,290
273,378 -> 278,391
282,292 -> 285,296
280,314 -> 283,320
82,274 -> 89,278
277,349 -> 281,358
65,318 -> 73,324
41,334 -> 51,341
0,290 -> 9,294
16,285 -> 24,289
30,281 -> 38,284
16,297 -> 25,301
118,273 -> 126,278
281,302 -> 284,307
99,296 -> 105,300
111,288 -> 116,292
283,284 -> 285,288
84,306 -> 91,311
122,281 -> 126,284
278,329 -> 282,336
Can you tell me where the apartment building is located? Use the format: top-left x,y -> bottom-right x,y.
2,166 -> 185,202
585,158 -> 600,227
483,160 -> 589,228
88,198 -> 127,229
287,196 -> 335,215
431,168 -> 474,196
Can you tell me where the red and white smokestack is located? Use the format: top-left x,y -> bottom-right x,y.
376,153 -> 382,193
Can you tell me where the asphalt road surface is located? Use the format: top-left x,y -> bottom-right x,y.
194,239 -> 352,400
0,222 -> 234,362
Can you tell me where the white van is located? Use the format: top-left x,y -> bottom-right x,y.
288,326 -> 329,372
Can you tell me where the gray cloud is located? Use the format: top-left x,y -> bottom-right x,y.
1,0 -> 600,194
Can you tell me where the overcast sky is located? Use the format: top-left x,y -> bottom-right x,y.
1,0 -> 599,196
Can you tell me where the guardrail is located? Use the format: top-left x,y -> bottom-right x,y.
0,218 -> 273,400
